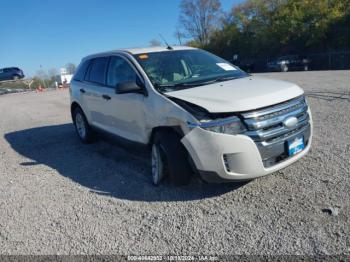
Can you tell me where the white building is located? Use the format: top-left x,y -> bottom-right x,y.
60,68 -> 73,84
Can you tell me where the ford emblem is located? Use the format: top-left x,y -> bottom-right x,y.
283,116 -> 298,128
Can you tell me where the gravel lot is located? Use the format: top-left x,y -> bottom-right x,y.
0,71 -> 349,255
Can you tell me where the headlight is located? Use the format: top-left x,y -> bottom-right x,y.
191,116 -> 246,135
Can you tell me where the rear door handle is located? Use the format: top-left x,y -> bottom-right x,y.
102,94 -> 111,101
80,88 -> 86,93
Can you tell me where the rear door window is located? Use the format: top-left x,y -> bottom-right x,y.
73,60 -> 90,81
86,57 -> 109,85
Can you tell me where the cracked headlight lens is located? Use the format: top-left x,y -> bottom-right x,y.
199,116 -> 246,135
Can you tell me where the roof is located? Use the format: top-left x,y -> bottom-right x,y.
122,45 -> 197,54
83,46 -> 197,61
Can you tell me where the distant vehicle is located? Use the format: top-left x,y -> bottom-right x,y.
267,55 -> 310,72
0,67 -> 25,81
236,59 -> 255,73
232,55 -> 255,73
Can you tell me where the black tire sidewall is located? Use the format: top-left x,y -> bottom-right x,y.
153,130 -> 192,186
151,142 -> 166,186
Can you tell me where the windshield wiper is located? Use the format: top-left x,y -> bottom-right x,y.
187,75 -> 245,86
213,76 -> 242,82
154,75 -> 248,92
174,76 -> 239,87
154,82 -> 203,92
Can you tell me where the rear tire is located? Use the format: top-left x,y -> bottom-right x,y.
304,65 -> 309,71
151,130 -> 192,186
73,107 -> 95,143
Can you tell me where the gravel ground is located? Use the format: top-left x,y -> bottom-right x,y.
0,71 -> 349,255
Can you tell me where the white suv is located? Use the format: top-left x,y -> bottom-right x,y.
70,46 -> 312,186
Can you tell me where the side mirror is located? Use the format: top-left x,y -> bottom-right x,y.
116,81 -> 147,96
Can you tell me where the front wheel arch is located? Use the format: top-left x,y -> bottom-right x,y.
149,126 -> 184,146
150,127 -> 193,185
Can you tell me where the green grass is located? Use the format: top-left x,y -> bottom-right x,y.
0,81 -> 29,89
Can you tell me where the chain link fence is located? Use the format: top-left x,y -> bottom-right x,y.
231,50 -> 350,73
308,51 -> 350,70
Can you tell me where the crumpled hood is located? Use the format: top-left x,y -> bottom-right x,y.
166,76 -> 304,113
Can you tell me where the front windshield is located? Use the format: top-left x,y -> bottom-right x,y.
134,49 -> 248,92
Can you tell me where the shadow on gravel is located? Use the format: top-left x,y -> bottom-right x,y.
5,124 -> 244,202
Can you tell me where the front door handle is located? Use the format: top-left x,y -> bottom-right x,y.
80,88 -> 86,93
102,94 -> 111,101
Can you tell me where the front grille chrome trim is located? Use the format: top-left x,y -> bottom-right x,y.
242,96 -> 305,119
244,105 -> 308,130
241,95 -> 310,168
245,113 -> 309,142
259,123 -> 310,147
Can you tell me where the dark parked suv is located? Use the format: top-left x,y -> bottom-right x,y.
267,55 -> 310,72
0,67 -> 25,81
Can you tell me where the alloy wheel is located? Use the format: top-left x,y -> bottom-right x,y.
75,113 -> 86,139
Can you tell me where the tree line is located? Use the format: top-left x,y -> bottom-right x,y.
177,0 -> 350,61
31,63 -> 76,89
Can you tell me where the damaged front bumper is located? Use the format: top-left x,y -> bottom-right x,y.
181,123 -> 312,182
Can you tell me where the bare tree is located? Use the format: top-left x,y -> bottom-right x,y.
149,39 -> 162,47
174,28 -> 185,45
48,68 -> 58,78
178,0 -> 222,46
35,69 -> 48,80
35,69 -> 49,88
47,68 -> 59,84
65,63 -> 76,74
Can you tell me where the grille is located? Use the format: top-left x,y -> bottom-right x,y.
241,96 -> 311,167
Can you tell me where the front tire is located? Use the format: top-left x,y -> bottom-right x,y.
73,107 -> 94,143
151,130 -> 192,186
13,75 -> 19,80
151,143 -> 166,186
